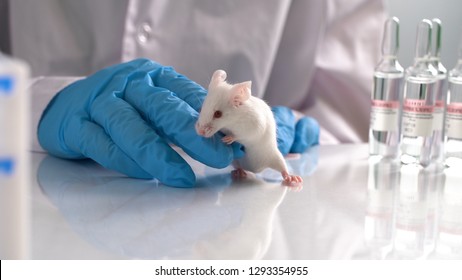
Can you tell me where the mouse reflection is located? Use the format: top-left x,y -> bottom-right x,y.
365,159 -> 450,260
36,150 -> 318,259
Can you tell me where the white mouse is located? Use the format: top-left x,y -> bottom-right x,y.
195,70 -> 303,188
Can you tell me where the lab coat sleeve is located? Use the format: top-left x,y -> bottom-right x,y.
9,0 -> 128,77
29,77 -> 83,152
305,0 -> 387,143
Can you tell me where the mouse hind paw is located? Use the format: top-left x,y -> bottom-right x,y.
281,171 -> 303,189
231,168 -> 248,180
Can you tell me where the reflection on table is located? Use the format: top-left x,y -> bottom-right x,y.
3,144 -> 461,259
35,148 -> 318,259
365,158 -> 462,259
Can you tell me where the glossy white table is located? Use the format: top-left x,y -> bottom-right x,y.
2,144 -> 461,260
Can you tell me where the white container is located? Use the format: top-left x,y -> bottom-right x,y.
0,54 -> 30,259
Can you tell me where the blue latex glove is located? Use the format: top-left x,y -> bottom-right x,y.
38,58 -> 243,187
38,59 -> 318,187
272,106 -> 319,155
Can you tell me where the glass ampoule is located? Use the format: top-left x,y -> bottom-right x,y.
400,20 -> 438,167
429,19 -> 447,163
369,17 -> 404,159
444,34 -> 462,167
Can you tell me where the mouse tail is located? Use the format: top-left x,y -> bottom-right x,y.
269,152 -> 288,174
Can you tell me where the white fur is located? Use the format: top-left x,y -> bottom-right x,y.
196,70 -> 288,174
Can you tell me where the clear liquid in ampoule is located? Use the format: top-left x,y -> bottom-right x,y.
370,72 -> 403,158
401,77 -> 437,166
400,19 -> 437,166
429,19 -> 447,163
369,17 -> 404,159
430,72 -> 447,162
444,31 -> 462,167
445,75 -> 462,166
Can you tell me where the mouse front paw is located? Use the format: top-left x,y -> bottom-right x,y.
231,168 -> 248,180
222,135 -> 236,145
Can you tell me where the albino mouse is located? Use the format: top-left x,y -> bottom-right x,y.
195,70 -> 303,188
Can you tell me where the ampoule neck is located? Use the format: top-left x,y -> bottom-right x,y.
375,17 -> 403,77
456,59 -> 462,69
449,59 -> 462,78
428,57 -> 447,76
436,61 -> 447,75
453,35 -> 462,75
407,19 -> 438,79
375,56 -> 403,75
407,59 -> 438,80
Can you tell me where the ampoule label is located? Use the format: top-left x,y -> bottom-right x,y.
433,100 -> 445,130
446,102 -> 462,139
402,99 -> 434,137
370,100 -> 399,131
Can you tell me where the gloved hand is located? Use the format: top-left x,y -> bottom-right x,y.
272,106 -> 319,155
38,59 -> 319,187
38,58 -> 242,187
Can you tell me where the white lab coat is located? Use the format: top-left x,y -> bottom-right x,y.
9,0 -> 387,147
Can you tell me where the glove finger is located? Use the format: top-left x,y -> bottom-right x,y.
90,95 -> 197,187
143,62 -> 207,112
290,116 -> 320,153
271,106 -> 296,155
68,120 -> 152,179
124,77 -> 235,168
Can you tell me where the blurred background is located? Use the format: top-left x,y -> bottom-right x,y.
386,0 -> 461,69
1,0 -> 462,73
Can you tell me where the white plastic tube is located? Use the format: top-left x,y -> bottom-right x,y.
0,54 -> 30,259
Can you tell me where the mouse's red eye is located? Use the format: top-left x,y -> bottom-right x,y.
213,110 -> 222,119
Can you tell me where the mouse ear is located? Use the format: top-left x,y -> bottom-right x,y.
230,81 -> 251,107
209,70 -> 227,89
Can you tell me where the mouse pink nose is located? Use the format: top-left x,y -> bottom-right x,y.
195,122 -> 206,136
